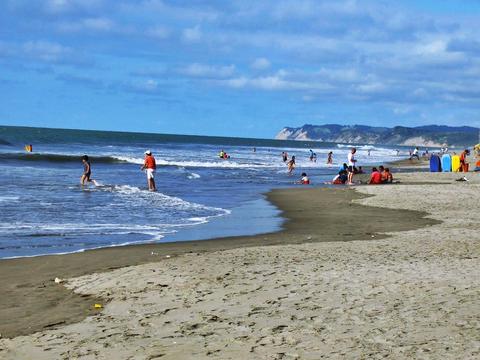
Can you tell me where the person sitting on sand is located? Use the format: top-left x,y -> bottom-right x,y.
331,170 -> 348,185
378,165 -> 386,180
80,155 -> 98,186
474,160 -> 480,172
369,167 -> 382,185
296,172 -> 310,185
382,167 -> 393,183
356,166 -> 364,174
287,156 -> 296,175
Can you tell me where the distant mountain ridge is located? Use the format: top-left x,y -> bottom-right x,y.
275,124 -> 479,147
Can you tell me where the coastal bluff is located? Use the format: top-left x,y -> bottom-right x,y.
276,124 -> 479,147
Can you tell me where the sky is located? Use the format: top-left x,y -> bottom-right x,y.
1,0 -> 480,138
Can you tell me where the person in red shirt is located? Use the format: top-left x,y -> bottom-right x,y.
141,150 -> 157,191
369,167 -> 382,185
460,149 -> 470,172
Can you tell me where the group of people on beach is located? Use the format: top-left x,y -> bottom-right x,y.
81,150 -> 158,192
288,147 -> 397,186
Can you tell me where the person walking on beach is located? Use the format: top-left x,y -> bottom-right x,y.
80,155 -> 98,186
327,151 -> 333,165
347,148 -> 357,185
141,150 -> 157,191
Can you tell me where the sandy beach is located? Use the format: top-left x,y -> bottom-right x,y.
1,171 -> 479,359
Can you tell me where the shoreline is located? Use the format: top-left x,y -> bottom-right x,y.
1,171 -> 478,358
0,184 -> 438,338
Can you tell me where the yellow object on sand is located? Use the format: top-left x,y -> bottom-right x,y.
94,304 -> 103,309
451,155 -> 461,172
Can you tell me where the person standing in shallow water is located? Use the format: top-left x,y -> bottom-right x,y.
287,155 -> 296,175
141,150 -> 157,191
80,155 -> 98,186
327,151 -> 333,165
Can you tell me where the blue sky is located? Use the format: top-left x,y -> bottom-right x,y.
1,0 -> 480,138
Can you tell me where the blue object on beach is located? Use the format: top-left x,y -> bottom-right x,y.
441,154 -> 452,172
429,155 -> 441,172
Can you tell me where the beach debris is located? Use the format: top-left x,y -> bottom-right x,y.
151,251 -> 158,255
54,277 -> 64,284
165,255 -> 171,258
456,176 -> 468,182
94,303 -> 103,309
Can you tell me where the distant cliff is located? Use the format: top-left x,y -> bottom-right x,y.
275,124 -> 479,147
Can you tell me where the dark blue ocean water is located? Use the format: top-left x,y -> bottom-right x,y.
0,126 -> 408,258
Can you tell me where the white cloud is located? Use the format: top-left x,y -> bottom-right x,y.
182,25 -> 202,42
145,25 -> 170,39
58,17 -> 114,32
180,63 -> 235,78
22,40 -> 72,62
356,82 -> 386,94
251,57 -> 270,70
44,0 -> 104,14
222,74 -> 330,91
130,79 -> 159,93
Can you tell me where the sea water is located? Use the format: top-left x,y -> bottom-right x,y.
0,126 -> 408,258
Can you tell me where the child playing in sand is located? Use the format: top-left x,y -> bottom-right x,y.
330,170 -> 348,185
80,155 -> 98,186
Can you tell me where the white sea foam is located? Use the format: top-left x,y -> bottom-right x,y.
188,172 -> 201,179
0,196 -> 20,203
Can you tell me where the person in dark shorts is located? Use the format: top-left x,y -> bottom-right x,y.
81,155 -> 98,186
347,148 -> 357,185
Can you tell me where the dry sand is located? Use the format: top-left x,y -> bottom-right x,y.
1,171 -> 479,359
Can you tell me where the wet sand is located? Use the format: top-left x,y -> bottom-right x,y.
1,170 -> 479,359
0,186 -> 437,339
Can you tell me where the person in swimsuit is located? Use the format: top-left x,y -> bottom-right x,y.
287,155 -> 296,175
80,155 -> 98,186
327,151 -> 333,165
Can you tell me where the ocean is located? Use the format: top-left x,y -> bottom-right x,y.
0,125 -> 408,259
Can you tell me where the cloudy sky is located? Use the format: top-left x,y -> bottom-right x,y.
1,0 -> 480,137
